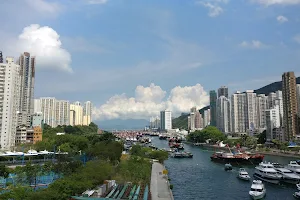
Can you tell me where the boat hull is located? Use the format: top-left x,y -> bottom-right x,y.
210,156 -> 263,165
249,192 -> 266,200
282,178 -> 300,184
253,173 -> 280,184
238,175 -> 251,181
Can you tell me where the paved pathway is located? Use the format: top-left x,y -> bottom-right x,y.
150,162 -> 174,200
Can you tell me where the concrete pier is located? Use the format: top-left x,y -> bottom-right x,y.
150,162 -> 174,200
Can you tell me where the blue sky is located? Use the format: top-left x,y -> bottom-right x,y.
1,0 -> 300,120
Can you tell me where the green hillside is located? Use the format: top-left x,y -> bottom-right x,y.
172,114 -> 189,129
255,77 -> 300,95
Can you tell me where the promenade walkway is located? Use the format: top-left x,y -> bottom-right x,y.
150,162 -> 174,200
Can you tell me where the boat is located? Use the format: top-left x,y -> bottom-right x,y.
249,180 -> 266,200
294,191 -> 300,199
253,162 -> 282,184
159,134 -> 167,140
225,163 -> 232,171
237,168 -> 251,181
272,163 -> 300,184
210,151 -> 264,165
287,161 -> 300,175
170,151 -> 193,158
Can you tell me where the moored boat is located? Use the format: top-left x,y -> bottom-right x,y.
272,163 -> 300,184
237,168 -> 251,181
294,191 -> 300,199
254,162 -> 282,184
249,180 -> 266,200
170,151 -> 193,158
225,163 -> 232,171
210,151 -> 264,165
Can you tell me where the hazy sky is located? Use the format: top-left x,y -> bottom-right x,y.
1,0 -> 300,120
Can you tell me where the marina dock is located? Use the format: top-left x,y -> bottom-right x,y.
150,162 -> 174,200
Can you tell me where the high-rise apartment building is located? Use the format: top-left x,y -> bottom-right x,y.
245,90 -> 257,134
267,92 -> 276,109
40,98 -> 56,127
83,101 -> 92,126
0,57 -> 21,149
256,94 -> 267,129
203,109 -> 210,127
160,110 -> 172,131
231,91 -> 247,133
33,99 -> 41,113
231,90 -> 257,133
195,111 -> 202,129
209,90 -> 217,126
218,86 -> 228,98
297,84 -> 300,116
56,100 -> 70,126
189,107 -> 197,130
150,116 -> 160,129
274,90 -> 283,125
282,72 -> 298,141
17,52 -> 35,126
216,96 -> 231,133
266,105 -> 281,142
70,101 -> 83,126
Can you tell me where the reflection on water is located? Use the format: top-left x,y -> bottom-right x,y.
151,137 -> 297,200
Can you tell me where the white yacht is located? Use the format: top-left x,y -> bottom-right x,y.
249,180 -> 266,200
254,162 -> 282,184
272,163 -> 300,184
237,168 -> 251,181
287,161 -> 300,175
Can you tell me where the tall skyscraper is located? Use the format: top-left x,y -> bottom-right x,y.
297,84 -> 300,116
218,86 -> 228,98
0,51 -> 3,63
70,101 -> 83,126
274,90 -> 283,126
209,90 -> 217,126
266,105 -> 281,142
282,72 -> 298,141
160,110 -> 172,131
267,92 -> 276,109
216,96 -> 231,133
17,52 -> 35,126
34,99 -> 41,113
83,101 -> 92,126
56,100 -> 70,126
195,111 -> 202,129
256,94 -> 267,129
0,57 -> 21,149
231,91 -> 257,133
189,107 -> 197,130
203,109 -> 210,127
40,98 -> 56,127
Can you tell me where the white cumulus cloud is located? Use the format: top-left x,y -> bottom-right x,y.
10,24 -> 72,73
196,0 -> 229,17
251,0 -> 300,5
277,15 -> 288,23
93,83 -> 209,120
239,40 -> 269,49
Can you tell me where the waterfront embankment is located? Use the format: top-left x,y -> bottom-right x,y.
191,142 -> 300,159
150,162 -> 174,200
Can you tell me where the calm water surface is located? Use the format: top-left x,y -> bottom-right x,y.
151,137 -> 298,200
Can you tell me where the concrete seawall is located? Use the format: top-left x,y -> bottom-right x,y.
150,162 -> 174,200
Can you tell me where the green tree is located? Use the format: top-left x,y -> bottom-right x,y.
0,164 -> 10,179
257,130 -> 266,144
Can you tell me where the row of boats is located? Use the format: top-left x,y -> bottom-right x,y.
223,162 -> 300,199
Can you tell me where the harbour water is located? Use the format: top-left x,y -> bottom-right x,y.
151,137 -> 298,200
